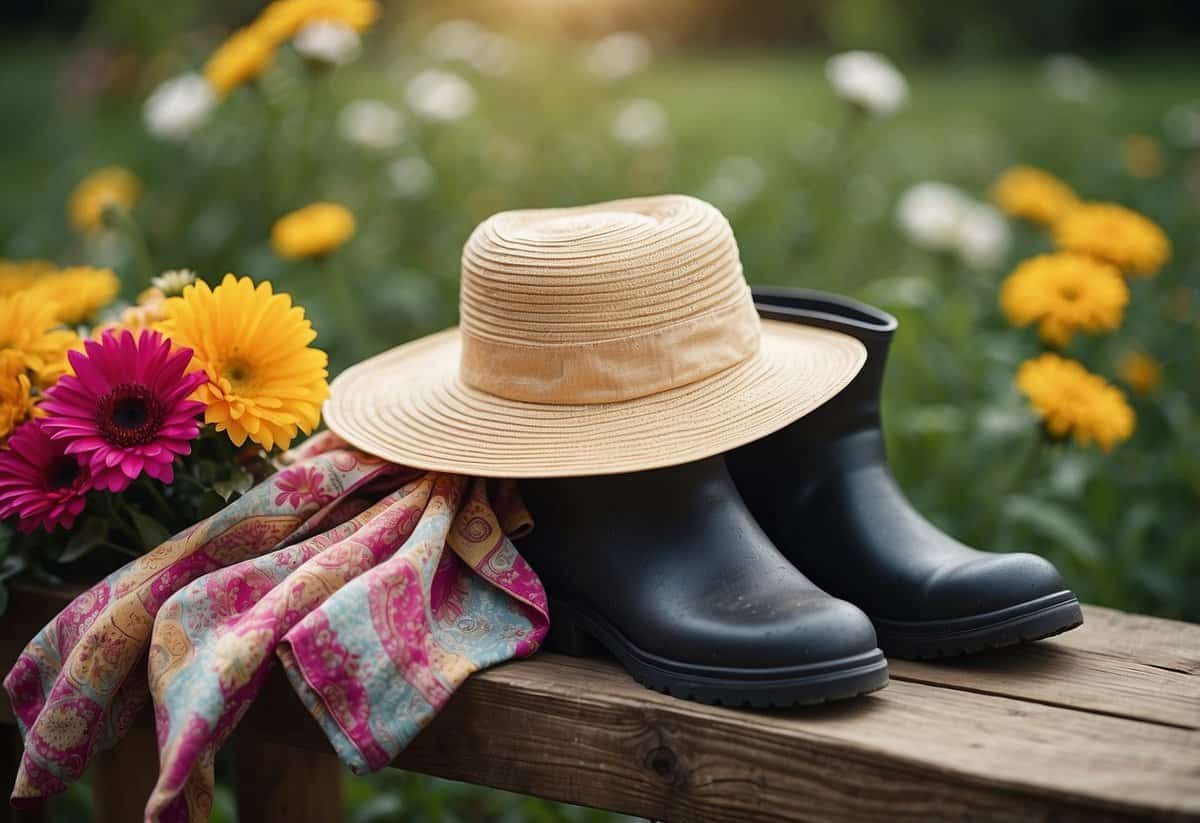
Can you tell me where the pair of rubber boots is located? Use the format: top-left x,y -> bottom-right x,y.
516,288 -> 1084,707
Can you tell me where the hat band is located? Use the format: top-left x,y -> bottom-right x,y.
459,292 -> 762,405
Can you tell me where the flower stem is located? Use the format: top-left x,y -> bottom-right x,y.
323,255 -> 372,361
102,205 -> 155,290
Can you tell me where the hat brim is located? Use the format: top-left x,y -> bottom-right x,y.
323,319 -> 866,478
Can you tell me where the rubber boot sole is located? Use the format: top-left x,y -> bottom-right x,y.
544,599 -> 889,708
872,590 -> 1084,660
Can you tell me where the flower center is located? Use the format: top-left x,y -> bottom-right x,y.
47,456 -> 81,490
97,383 -> 164,447
1057,285 -> 1080,301
224,356 -> 255,389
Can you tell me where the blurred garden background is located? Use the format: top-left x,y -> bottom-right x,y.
2,0 -> 1199,820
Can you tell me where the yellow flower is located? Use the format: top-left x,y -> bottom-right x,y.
162,274 -> 330,450
0,292 -> 80,391
0,351 -> 36,443
1121,134 -> 1164,180
1119,351 -> 1162,397
271,202 -> 356,260
255,0 -> 380,43
68,167 -> 142,233
0,259 -> 56,296
27,266 -> 121,325
1054,202 -> 1171,277
205,27 -> 276,97
1016,353 -> 1135,451
999,253 -> 1128,347
992,166 -> 1079,225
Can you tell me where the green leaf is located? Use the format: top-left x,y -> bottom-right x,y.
213,467 -> 254,502
59,516 -> 110,563
1003,495 -> 1104,564
128,508 -> 171,550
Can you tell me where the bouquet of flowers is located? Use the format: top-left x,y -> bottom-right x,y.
0,261 -> 330,600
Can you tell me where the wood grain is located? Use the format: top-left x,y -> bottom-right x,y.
1058,605 -> 1200,674
239,653 -> 1200,822
92,725 -> 160,823
233,737 -> 342,823
888,605 -> 1200,730
1,585 -> 1197,822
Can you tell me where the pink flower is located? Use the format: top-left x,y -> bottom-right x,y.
0,420 -> 93,533
273,465 -> 329,509
40,329 -> 206,492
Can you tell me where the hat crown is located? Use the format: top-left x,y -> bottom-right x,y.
458,195 -> 761,405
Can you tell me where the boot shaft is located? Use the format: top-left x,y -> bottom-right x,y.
750,287 -> 896,437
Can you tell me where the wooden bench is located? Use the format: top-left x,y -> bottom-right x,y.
1,583 -> 1197,822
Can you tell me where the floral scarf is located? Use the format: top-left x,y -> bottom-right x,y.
4,432 -> 548,822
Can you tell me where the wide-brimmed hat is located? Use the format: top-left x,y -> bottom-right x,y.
324,195 -> 867,477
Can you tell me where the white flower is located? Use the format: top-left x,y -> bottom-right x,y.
387,156 -> 436,199
586,32 -> 652,81
610,98 -> 668,148
1164,100 -> 1200,148
293,21 -> 362,66
338,100 -> 406,149
825,51 -> 908,116
405,69 -> 477,121
700,156 -> 766,211
151,269 -> 197,296
896,183 -> 1012,269
1042,54 -> 1098,103
425,19 -> 489,62
424,20 -> 517,77
470,33 -> 517,76
896,182 -> 971,251
143,73 -> 216,140
955,203 -> 1011,269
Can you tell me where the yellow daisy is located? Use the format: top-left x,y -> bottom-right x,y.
1016,353 -> 1135,451
992,166 -> 1079,225
205,27 -> 276,97
1054,202 -> 1171,277
0,259 -> 56,296
270,202 -> 356,260
1119,351 -> 1162,397
162,274 -> 330,451
0,291 -> 81,390
255,0 -> 380,43
68,167 -> 142,233
27,266 -> 121,325
0,351 -> 36,443
999,252 -> 1128,347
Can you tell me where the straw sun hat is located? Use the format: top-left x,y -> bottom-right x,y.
324,195 -> 867,477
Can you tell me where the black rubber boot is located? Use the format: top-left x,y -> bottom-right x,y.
516,456 -> 888,707
726,287 -> 1084,659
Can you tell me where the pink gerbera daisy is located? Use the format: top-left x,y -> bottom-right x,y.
40,329 -> 207,492
0,420 -> 93,533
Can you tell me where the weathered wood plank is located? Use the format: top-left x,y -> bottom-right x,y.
1057,605 -> 1200,675
239,653 -> 1199,823
233,737 -> 342,823
888,605 -> 1199,730
92,724 -> 160,823
1,585 -> 1197,822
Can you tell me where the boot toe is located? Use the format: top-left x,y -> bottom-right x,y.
921,552 -> 1069,620
673,594 -> 879,670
